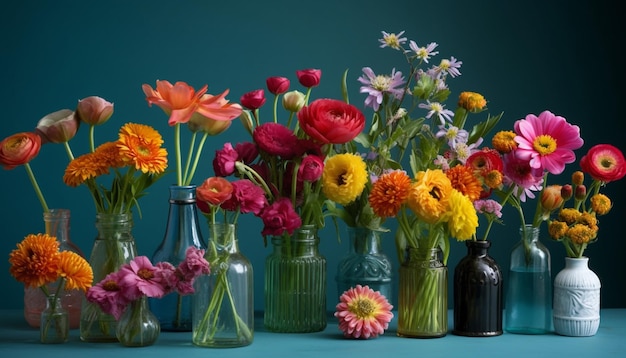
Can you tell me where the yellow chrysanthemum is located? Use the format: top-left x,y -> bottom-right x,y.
57,251 -> 93,292
492,131 -> 517,154
590,193 -> 612,215
548,220 -> 568,240
445,164 -> 483,202
322,153 -> 368,205
118,123 -> 168,174
406,169 -> 452,224
63,151 -> 110,187
458,91 -> 487,112
9,234 -> 60,288
566,223 -> 597,245
577,211 -> 598,230
368,170 -> 412,218
559,208 -> 581,224
444,189 -> 479,241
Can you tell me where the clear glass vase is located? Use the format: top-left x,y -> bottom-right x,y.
40,294 -> 69,344
80,212 -> 137,342
25,209 -> 84,329
264,225 -> 327,333
397,247 -> 447,338
150,185 -> 206,332
192,223 -> 254,347
505,225 -> 552,334
335,227 -> 392,302
116,297 -> 160,347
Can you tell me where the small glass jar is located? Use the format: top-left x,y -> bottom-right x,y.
40,294 -> 69,344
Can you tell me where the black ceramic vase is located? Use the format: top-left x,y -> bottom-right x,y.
452,240 -> 502,337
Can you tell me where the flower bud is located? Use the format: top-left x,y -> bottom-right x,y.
458,91 -> 486,112
187,111 -> 231,135
239,110 -> 254,135
574,184 -> 587,200
560,184 -> 573,201
296,68 -> 322,88
540,185 -> 563,212
571,171 -> 584,186
240,89 -> 266,110
266,76 -> 290,95
282,90 -> 306,112
76,96 -> 114,125
35,109 -> 80,144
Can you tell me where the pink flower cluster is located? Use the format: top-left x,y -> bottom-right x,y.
86,247 -> 210,320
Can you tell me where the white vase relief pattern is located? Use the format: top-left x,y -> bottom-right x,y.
553,257 -> 601,337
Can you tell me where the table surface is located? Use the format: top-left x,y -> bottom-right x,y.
1,309 -> 625,357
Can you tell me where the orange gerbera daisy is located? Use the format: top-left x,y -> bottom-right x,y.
9,234 -> 61,288
406,169 -> 453,224
57,251 -> 93,292
94,141 -> 126,168
117,123 -> 168,174
445,165 -> 483,202
369,170 -> 412,218
63,150 -> 111,187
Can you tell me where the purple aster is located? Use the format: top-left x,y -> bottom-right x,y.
418,101 -> 454,124
358,67 -> 406,111
408,40 -> 439,63
436,56 -> 463,78
436,124 -> 469,147
378,31 -> 407,50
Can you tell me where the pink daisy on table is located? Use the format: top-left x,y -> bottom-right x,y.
334,285 -> 394,339
85,271 -> 130,320
514,110 -> 584,175
118,256 -> 168,300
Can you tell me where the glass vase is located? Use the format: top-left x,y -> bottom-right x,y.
505,225 -> 552,334
264,225 -> 327,333
453,240 -> 503,337
335,227 -> 392,302
40,294 -> 69,344
192,223 -> 254,347
116,297 -> 160,347
397,247 -> 448,338
150,185 -> 206,332
80,212 -> 137,342
25,209 -> 84,329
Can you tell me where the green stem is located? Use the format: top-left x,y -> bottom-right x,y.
174,123 -> 182,186
63,142 -> 75,161
272,95 -> 279,124
182,131 -> 197,185
89,125 -> 96,152
24,163 -> 49,212
185,132 -> 208,186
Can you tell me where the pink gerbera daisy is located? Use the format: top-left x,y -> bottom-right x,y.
334,285 -> 394,339
514,110 -> 584,175
502,151 -> 544,202
118,256 -> 168,300
85,271 -> 130,320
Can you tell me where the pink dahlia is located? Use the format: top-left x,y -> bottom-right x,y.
334,285 -> 394,339
514,110 -> 584,174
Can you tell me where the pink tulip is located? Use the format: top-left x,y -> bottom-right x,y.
296,69 -> 322,88
35,109 -> 80,144
76,96 -> 114,126
240,89 -> 266,110
266,76 -> 290,95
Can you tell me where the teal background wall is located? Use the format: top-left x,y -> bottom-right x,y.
1,0 -> 624,313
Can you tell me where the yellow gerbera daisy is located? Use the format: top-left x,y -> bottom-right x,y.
9,234 -> 60,288
117,123 -> 168,174
57,251 -> 93,292
444,189 -> 478,241
322,153 -> 368,205
406,169 -> 452,224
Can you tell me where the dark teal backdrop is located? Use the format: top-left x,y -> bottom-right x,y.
1,0 -> 624,313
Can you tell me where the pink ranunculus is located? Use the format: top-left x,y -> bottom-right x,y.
213,142 -> 239,177
35,109 -> 80,144
153,261 -> 177,295
240,89 -> 266,110
197,176 -> 233,206
253,122 -> 299,158
298,99 -> 366,144
296,69 -> 322,88
0,132 -> 41,169
177,247 -> 210,282
579,144 -> 626,183
298,154 -> 324,182
76,96 -> 114,126
266,76 -> 290,95
259,197 -> 302,236
85,271 -> 130,320
221,179 -> 268,215
234,141 -> 258,164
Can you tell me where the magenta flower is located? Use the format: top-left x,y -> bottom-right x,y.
253,122 -> 299,158
234,141 -> 258,164
85,271 -> 130,320
579,144 -> 626,183
266,76 -> 290,95
334,285 -> 394,339
259,197 -> 302,236
240,89 -> 267,110
118,256 -> 168,300
514,110 -> 584,175
221,179 -> 268,215
177,247 -> 210,282
502,151 -> 544,202
296,68 -> 322,88
213,142 -> 239,177
298,155 -> 324,182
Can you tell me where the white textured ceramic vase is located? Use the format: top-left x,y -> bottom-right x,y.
553,257 -> 601,336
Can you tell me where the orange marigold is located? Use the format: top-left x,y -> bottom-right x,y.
117,123 -> 168,174
369,170 -> 412,218
548,220 -> 568,240
566,223 -> 597,245
57,251 -> 93,292
445,164 -> 483,202
458,91 -> 487,112
590,193 -> 612,215
492,131 -> 517,153
9,234 -> 60,288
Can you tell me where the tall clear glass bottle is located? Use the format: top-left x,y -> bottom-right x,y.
150,185 -> 206,331
505,225 -> 552,334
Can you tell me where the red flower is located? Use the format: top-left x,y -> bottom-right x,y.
197,177 -> 233,206
266,76 -> 290,95
253,122 -> 299,158
212,143 -> 239,177
298,155 -> 324,182
0,132 -> 41,170
259,197 -> 302,236
220,179 -> 268,215
296,69 -> 322,88
240,89 -> 266,110
580,144 -> 626,183
298,99 -> 365,144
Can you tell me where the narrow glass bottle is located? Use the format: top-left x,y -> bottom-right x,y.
505,225 -> 552,334
40,294 -> 69,344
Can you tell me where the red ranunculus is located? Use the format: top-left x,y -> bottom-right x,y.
240,89 -> 266,110
253,122 -> 299,158
220,179 -> 268,215
298,155 -> 324,182
296,69 -> 322,88
0,132 -> 42,170
259,197 -> 302,236
197,177 -> 233,206
579,144 -> 626,183
266,76 -> 290,95
234,142 -> 258,164
298,99 -> 365,144
212,142 -> 239,177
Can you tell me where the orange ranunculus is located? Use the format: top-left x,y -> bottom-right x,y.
35,109 -> 80,144
197,177 -> 234,206
0,132 -> 41,170
297,99 -> 365,144
76,96 -> 114,126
